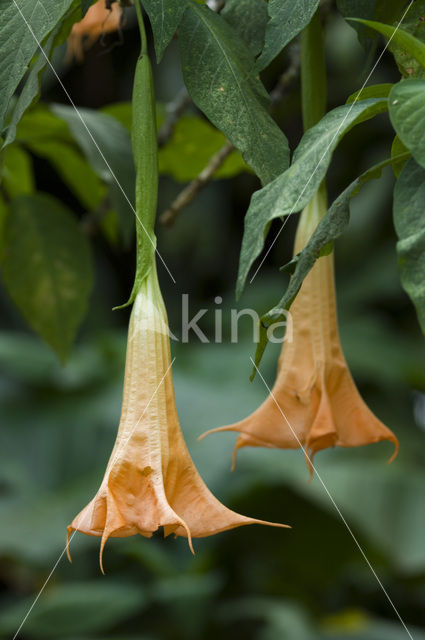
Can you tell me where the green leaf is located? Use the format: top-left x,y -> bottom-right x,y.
388,0 -> 425,79
337,0 -> 407,58
0,0 -> 76,135
16,105 -> 106,211
237,97 -> 388,298
178,2 -> 289,186
393,157 -> 425,335
51,104 -> 136,244
0,193 -> 93,361
17,103 -> 73,143
389,79 -> 425,169
30,139 -> 106,211
221,0 -> 268,58
0,196 -> 7,248
256,0 -> 319,71
3,1 -> 81,149
346,82 -> 394,103
101,101 -> 134,130
391,135 -> 410,177
142,0 -> 188,62
159,115 -> 248,181
3,29 -> 56,149
2,144 -> 34,199
350,18 -> 425,71
251,154 -> 405,371
0,581 -> 147,637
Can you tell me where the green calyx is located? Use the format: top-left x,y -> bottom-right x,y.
116,2 -> 158,310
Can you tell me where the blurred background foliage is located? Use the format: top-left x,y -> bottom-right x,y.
1,1 -> 425,639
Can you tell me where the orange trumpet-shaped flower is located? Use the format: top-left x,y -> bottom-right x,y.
67,0 -> 122,62
68,263 -> 287,571
203,189 -> 399,474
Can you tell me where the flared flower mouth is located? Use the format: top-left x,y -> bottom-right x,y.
67,0 -> 122,62
201,190 -> 399,476
67,264 -> 288,571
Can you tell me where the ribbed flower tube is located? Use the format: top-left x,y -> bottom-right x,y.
203,189 -> 399,474
68,264 -> 287,571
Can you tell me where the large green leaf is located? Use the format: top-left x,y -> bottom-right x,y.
159,115 -> 248,181
251,154 -> 406,371
3,29 -> 57,149
2,144 -> 34,199
0,193 -> 93,361
391,135 -> 409,177
237,97 -> 388,298
0,0 -> 76,135
178,2 -> 289,186
2,1 -> 81,149
142,0 -> 188,62
346,82 -> 394,103
389,79 -> 425,169
30,139 -> 106,211
350,18 -> 425,71
393,158 -> 425,336
51,104 -> 136,244
0,581 -> 146,637
256,0 -> 319,71
15,105 -> 105,211
221,0 -> 268,58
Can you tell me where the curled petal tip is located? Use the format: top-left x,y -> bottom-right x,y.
187,535 -> 195,555
387,437 -> 400,465
99,531 -> 110,575
198,424 -> 235,441
252,518 -> 291,530
66,527 -> 72,563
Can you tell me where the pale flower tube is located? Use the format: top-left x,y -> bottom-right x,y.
203,189 -> 399,474
68,264 -> 287,570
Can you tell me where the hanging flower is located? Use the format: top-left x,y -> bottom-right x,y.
67,0 -> 122,62
202,189 -> 399,475
68,264 -> 287,571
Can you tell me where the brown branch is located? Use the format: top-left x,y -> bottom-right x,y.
270,43 -> 301,109
159,141 -> 234,227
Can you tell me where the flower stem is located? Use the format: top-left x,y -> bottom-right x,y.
135,0 -> 147,56
301,9 -> 327,131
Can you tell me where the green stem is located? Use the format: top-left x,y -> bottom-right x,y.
301,9 -> 327,132
301,9 -> 328,219
135,0 -> 148,56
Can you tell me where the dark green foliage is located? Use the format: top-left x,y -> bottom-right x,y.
1,193 -> 93,361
